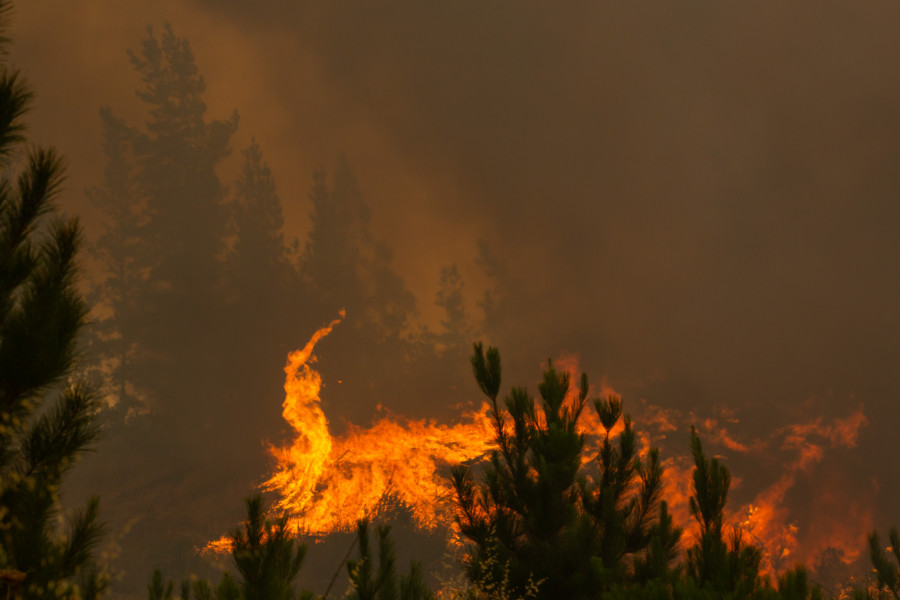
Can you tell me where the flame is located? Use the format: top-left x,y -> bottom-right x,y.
732,408 -> 871,576
263,312 -> 495,537
208,322 -> 874,584
654,404 -> 872,578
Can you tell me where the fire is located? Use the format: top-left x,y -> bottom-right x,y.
731,408 -> 871,575
263,312 -> 495,537
552,358 -> 873,581
208,322 -> 874,584
648,405 -> 872,578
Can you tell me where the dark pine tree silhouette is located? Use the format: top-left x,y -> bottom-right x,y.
451,343 -> 678,600
0,2 -> 105,596
346,519 -> 434,600
91,22 -> 238,417
686,426 -> 764,598
867,527 -> 900,599
84,24 -> 254,595
301,157 -> 414,339
297,158 -> 423,418
128,22 -> 237,298
230,495 -> 307,600
227,140 -> 295,306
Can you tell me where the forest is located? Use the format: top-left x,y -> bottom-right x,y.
2,1 -> 900,599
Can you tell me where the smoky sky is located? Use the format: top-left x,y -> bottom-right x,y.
8,0 -> 900,593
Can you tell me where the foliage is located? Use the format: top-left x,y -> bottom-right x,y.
230,495 -> 307,600
451,343 -> 678,600
88,21 -> 238,415
864,527 -> 900,600
686,427 -> 763,597
301,158 -> 415,338
148,495 -> 310,600
0,1 -> 105,598
226,140 -> 293,304
148,569 -> 175,600
346,518 -> 434,600
147,570 -> 246,600
775,566 -> 822,600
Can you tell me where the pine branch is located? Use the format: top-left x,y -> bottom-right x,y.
21,380 -> 101,481
58,496 -> 104,578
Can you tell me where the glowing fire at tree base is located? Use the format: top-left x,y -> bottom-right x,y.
208,312 -> 872,582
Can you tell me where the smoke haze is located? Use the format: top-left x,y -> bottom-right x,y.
8,0 -> 900,595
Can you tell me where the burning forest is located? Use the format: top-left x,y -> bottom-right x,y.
195,313 -> 880,599
4,0 -> 900,599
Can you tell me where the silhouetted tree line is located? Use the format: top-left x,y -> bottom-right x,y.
86,21 -> 489,430
4,4 -> 900,600
141,344 -> 900,600
82,22 -> 503,588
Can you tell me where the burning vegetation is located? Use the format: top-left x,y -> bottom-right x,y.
262,311 -> 495,536
5,0 -> 899,597
194,316 -> 888,599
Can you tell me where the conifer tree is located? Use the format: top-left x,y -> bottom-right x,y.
222,138 -> 301,356
867,527 -> 900,600
230,495 -> 307,600
91,22 -> 238,416
451,343 -> 677,600
86,107 -> 146,410
776,565 -> 822,600
686,427 -> 763,597
0,1 -> 105,596
148,569 -> 175,600
227,140 -> 293,302
302,161 -> 369,318
127,23 -> 237,297
346,519 -> 433,600
301,158 -> 414,337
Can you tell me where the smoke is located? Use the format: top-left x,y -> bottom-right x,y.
8,0 -> 900,595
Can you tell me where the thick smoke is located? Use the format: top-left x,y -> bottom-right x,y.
8,0 -> 900,596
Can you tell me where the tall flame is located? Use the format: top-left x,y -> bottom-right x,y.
264,312 -> 495,536
210,322 -> 873,585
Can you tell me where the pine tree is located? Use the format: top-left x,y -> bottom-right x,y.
91,22 -> 238,417
686,427 -> 763,598
451,343 -> 677,600
867,527 -> 900,599
127,22 -> 237,297
230,495 -> 306,600
148,569 -> 175,600
0,1 -> 105,596
302,161 -> 368,320
300,157 -> 414,337
346,519 -> 434,600
86,107 -> 146,411
227,139 -> 292,304
776,565 -> 822,600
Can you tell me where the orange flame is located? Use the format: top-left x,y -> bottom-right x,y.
732,408 -> 871,575
656,405 -> 872,578
263,312 -> 495,537
208,322 -> 873,584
